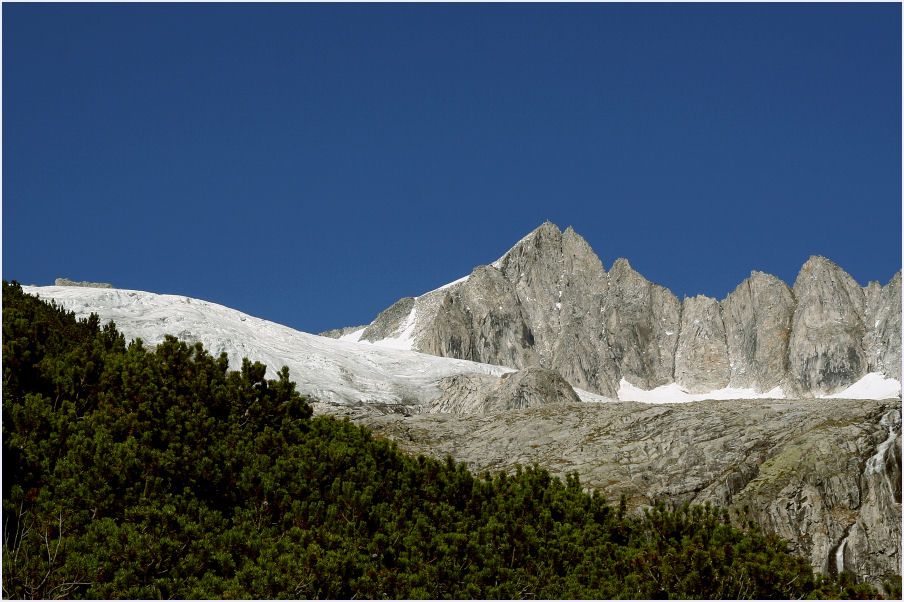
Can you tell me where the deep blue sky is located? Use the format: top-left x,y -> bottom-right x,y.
3,3 -> 901,334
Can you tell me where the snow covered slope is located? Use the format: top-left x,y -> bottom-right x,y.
22,286 -> 513,408
21,286 -> 900,408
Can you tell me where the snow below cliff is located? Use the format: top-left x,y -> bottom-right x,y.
22,285 -> 901,408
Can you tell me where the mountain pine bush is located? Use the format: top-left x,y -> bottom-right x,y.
2,280 -> 890,599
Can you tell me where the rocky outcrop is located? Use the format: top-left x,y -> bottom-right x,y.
350,223 -> 901,397
357,397 -> 902,588
604,259 -> 680,390
429,367 -> 581,415
721,272 -> 795,391
674,295 -> 730,392
841,409 -> 901,586
423,266 -> 540,368
789,256 -> 869,395
864,271 -> 902,382
418,223 -> 618,395
54,278 -> 113,288
318,325 -> 367,339
360,297 -> 416,342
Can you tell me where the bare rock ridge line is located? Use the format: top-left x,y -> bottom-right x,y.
55,277 -> 114,289
334,222 -> 901,397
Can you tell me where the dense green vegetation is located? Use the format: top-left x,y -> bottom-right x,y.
2,280 -> 892,599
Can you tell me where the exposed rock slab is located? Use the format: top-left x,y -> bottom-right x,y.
721,271 -> 795,391
355,397 -> 902,588
429,367 -> 582,415
54,278 -> 114,288
360,296 -> 416,342
604,258 -> 681,390
318,325 -> 367,339
351,223 -> 901,398
864,271 -> 902,382
789,256 -> 869,395
674,295 -> 730,392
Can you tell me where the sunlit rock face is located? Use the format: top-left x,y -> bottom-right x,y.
362,223 -> 900,398
721,271 -> 795,392
603,257 -> 680,392
788,256 -> 869,396
674,294 -> 730,393
864,271 -> 902,382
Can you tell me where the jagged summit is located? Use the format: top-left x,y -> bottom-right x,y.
342,224 -> 902,398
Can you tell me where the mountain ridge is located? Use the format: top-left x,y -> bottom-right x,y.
334,222 -> 902,398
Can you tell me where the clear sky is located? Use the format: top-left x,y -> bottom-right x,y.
3,2 -> 901,334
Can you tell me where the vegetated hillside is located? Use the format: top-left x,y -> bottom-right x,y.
2,281 -> 893,599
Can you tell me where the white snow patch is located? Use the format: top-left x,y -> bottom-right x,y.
338,327 -> 365,343
359,305 -> 418,351
617,379 -> 787,404
821,373 -> 902,400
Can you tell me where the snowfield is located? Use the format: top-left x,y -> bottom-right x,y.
23,286 -> 512,407
21,286 -> 902,409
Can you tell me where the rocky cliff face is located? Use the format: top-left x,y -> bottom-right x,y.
354,222 -> 901,398
356,397 -> 902,589
721,271 -> 795,391
674,295 -> 730,392
865,271 -> 903,382
604,258 -> 680,391
788,256 -> 870,396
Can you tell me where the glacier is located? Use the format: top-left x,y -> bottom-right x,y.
21,285 -> 900,409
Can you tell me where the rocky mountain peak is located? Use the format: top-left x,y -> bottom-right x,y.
789,255 -> 869,395
353,226 -> 901,399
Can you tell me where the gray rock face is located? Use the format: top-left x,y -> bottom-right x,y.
318,325 -> 367,339
864,271 -> 902,382
360,297 -> 416,342
721,272 -> 795,391
674,295 -> 730,392
54,278 -> 114,288
419,223 -> 618,396
422,266 -> 540,369
357,397 -> 902,589
789,256 -> 869,395
354,223 -> 901,397
836,409 -> 901,587
429,367 -> 581,415
604,259 -> 681,390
